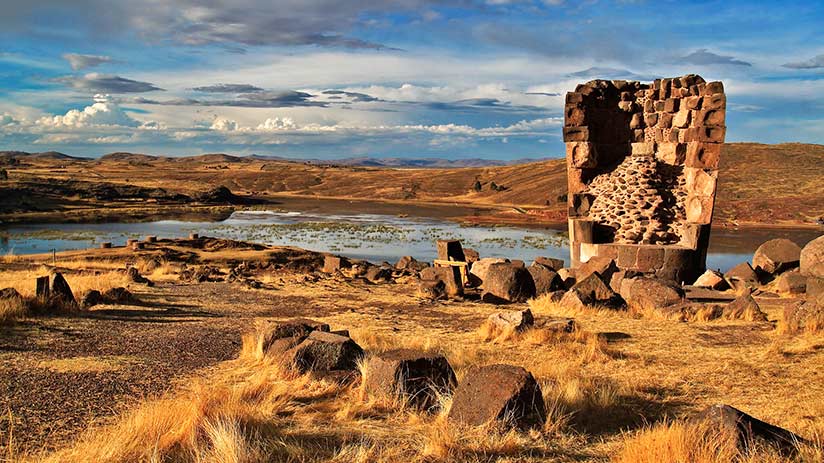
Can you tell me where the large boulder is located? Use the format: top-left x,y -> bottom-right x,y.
364,265 -> 392,282
724,262 -> 760,292
254,318 -> 330,356
40,272 -> 75,307
448,364 -> 546,430
800,235 -> 824,278
363,349 -> 457,411
0,287 -> 22,301
620,277 -> 684,311
463,248 -> 480,266
420,266 -> 463,297
527,264 -> 563,296
486,308 -> 534,333
416,279 -> 446,300
775,272 -> 807,295
287,331 -> 364,373
556,268 -> 577,289
560,272 -> 622,309
102,287 -> 138,305
752,238 -> 802,276
783,301 -> 823,333
723,293 -> 767,321
807,276 -> 824,307
481,263 -> 536,304
693,269 -> 730,290
79,290 -> 102,309
693,404 -> 806,455
125,267 -> 153,286
469,258 -> 508,286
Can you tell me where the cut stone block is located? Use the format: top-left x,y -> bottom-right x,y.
436,239 -> 466,261
563,126 -> 590,142
322,255 -> 350,273
631,142 -> 655,156
528,264 -> 564,296
566,142 -> 598,168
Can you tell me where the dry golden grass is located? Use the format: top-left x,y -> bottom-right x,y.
614,419 -> 823,463
2,249 -> 17,264
0,267 -> 131,299
0,295 -> 27,324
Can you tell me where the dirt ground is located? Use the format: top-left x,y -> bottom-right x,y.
1,240 -> 822,461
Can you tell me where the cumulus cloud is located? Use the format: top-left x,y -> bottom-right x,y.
192,83 -> 264,93
56,73 -> 163,93
680,49 -> 751,67
782,54 -> 824,69
257,117 -> 298,131
0,114 -> 17,126
37,94 -> 141,127
210,117 -> 239,131
62,53 -> 111,70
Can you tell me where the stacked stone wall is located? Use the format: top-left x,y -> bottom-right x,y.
564,74 -> 725,283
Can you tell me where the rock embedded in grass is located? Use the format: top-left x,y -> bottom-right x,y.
46,272 -> 75,307
560,272 -> 622,309
448,364 -> 546,430
286,331 -> 364,373
363,349 -> 457,411
528,263 -> 564,296
723,293 -> 767,321
79,290 -> 101,309
620,277 -> 684,311
487,308 -> 534,333
693,404 -> 806,455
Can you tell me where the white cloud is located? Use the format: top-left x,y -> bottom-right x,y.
0,114 -> 17,126
210,117 -> 238,131
257,117 -> 297,131
62,53 -> 112,71
37,95 -> 140,128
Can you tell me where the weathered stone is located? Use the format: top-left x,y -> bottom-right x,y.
528,264 -> 564,296
775,272 -> 807,295
448,364 -> 546,430
561,272 -> 621,309
125,267 -> 153,286
799,235 -> 824,278
784,301 -> 823,333
437,239 -> 465,261
101,287 -> 137,305
723,294 -> 767,321
48,272 -> 75,306
556,268 -> 577,289
620,277 -> 684,310
287,331 -> 364,373
79,290 -> 101,309
577,256 -> 619,283
536,317 -> 576,333
753,238 -> 802,276
693,269 -> 730,290
487,308 -> 534,333
322,255 -> 350,274
255,318 -> 330,356
469,258 -> 509,286
693,404 -> 805,455
417,279 -> 446,300
365,265 -> 392,282
463,248 -> 480,265
481,263 -> 536,304
0,287 -> 22,301
534,256 -> 564,271
724,262 -> 760,291
807,277 -> 824,307
395,255 -> 428,272
566,142 -> 598,168
659,301 -> 725,321
364,349 -> 457,411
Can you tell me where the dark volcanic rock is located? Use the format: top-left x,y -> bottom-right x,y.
486,308 -> 534,333
620,277 -> 684,310
561,272 -> 622,309
79,290 -> 101,309
528,263 -> 564,296
481,263 -> 536,304
287,331 -> 364,373
694,404 -> 806,455
448,364 -> 546,430
364,349 -> 457,411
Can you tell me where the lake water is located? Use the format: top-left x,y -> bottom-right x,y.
1,210 -> 820,272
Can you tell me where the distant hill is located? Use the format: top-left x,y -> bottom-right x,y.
0,151 -> 89,161
99,152 -> 161,163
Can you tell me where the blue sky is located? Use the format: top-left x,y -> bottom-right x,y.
0,0 -> 822,159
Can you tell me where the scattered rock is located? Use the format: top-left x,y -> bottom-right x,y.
693,269 -> 730,290
322,255 -> 350,274
448,364 -> 546,430
101,287 -> 137,305
421,267 -> 463,298
469,258 -> 509,287
753,238 -> 802,276
660,302 -> 725,322
527,263 -> 564,296
535,317 -> 576,333
180,265 -> 223,283
620,277 -> 684,311
0,287 -> 22,301
364,349 -> 457,411
775,272 -> 807,295
723,293 -> 767,321
481,263 -> 536,304
556,268 -> 577,289
79,290 -> 101,309
724,262 -> 760,292
395,256 -> 428,272
807,276 -> 824,307
693,404 -> 806,455
47,272 -> 75,306
417,279 -> 446,300
255,318 -> 331,356
534,256 -> 564,271
560,272 -> 622,309
436,239 -> 466,261
463,248 -> 480,265
486,308 -> 534,333
364,265 -> 392,282
800,235 -> 824,278
577,256 -> 619,283
286,331 -> 365,373
125,267 -> 153,286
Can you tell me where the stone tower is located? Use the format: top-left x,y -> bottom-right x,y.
564,75 -> 725,283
